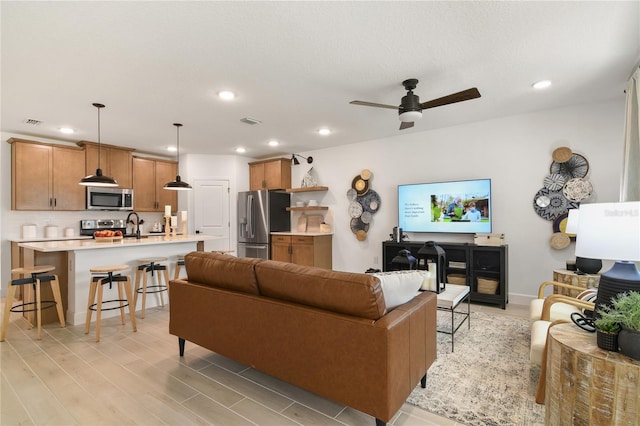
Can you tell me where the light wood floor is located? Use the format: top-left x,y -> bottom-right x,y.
0,299 -> 528,426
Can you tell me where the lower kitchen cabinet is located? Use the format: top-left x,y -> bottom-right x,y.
271,234 -> 332,269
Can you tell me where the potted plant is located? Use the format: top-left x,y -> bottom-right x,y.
594,306 -> 621,352
597,291 -> 640,359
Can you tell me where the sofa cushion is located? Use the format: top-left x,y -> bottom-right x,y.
255,260 -> 387,320
369,271 -> 423,310
184,252 -> 263,295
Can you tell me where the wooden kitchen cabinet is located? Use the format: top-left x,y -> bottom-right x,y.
132,156 -> 177,211
271,234 -> 332,269
79,141 -> 134,188
249,158 -> 291,190
10,138 -> 86,210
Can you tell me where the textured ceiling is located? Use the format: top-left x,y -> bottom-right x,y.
2,1 -> 639,158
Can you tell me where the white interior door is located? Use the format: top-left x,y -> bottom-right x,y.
193,179 -> 230,252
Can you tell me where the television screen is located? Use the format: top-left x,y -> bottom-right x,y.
398,178 -> 492,233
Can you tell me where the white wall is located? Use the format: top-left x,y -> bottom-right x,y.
1,98 -> 626,302
288,99 -> 625,303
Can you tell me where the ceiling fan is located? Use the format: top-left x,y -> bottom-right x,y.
350,79 -> 481,130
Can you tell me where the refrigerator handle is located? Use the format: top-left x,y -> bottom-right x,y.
247,194 -> 254,238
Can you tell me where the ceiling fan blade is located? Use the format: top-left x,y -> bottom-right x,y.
350,100 -> 398,110
420,88 -> 481,110
399,121 -> 414,130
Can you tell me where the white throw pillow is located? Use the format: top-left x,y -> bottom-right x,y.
371,271 -> 423,310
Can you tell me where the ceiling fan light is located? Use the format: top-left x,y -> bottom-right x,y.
399,110 -> 422,122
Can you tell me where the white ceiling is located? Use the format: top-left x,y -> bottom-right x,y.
2,1 -> 639,159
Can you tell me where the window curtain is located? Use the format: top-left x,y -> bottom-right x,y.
621,66 -> 640,202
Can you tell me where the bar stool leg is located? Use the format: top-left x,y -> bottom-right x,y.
95,278 -> 104,342
0,281 -> 17,342
134,267 -> 142,310
156,267 -> 165,307
141,268 -> 149,319
84,279 -> 97,335
117,280 -> 126,325
35,279 -> 42,340
163,268 -> 171,302
173,262 -> 181,281
50,275 -> 66,327
123,276 -> 137,332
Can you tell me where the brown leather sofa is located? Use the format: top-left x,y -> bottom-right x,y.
169,252 -> 437,425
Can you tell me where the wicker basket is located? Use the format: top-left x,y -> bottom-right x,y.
447,274 -> 467,285
477,277 -> 499,294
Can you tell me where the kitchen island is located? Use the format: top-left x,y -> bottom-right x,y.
16,235 -> 222,325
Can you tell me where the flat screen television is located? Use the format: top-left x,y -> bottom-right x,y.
397,178 -> 492,234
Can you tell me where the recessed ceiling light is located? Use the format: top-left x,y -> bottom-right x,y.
167,146 -> 177,152
218,90 -> 236,100
268,140 -> 279,147
59,127 -> 75,134
317,127 -> 331,136
532,80 -> 552,90
236,147 -> 246,153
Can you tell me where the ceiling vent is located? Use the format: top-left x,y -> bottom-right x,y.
240,117 -> 262,125
23,118 -> 43,126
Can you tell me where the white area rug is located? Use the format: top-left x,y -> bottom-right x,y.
406,311 -> 545,426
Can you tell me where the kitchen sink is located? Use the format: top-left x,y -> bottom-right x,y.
123,234 -> 149,239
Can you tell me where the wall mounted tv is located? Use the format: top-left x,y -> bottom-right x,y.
398,178 -> 492,234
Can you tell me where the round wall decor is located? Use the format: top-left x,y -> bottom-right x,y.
550,153 -> 589,180
562,178 -> 593,202
533,187 -> 579,221
347,169 -> 379,241
543,173 -> 566,191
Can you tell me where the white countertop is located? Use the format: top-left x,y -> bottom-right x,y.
10,235 -> 94,243
271,232 -> 333,236
18,234 -> 222,252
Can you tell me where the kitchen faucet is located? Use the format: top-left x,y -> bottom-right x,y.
126,212 -> 141,239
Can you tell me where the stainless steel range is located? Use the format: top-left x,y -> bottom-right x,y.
80,219 -> 127,237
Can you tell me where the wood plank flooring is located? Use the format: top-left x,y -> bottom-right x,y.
1,300 -> 527,426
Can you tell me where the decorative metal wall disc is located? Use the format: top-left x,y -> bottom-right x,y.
360,211 -> 373,224
348,201 -> 363,218
533,187 -> 579,221
357,189 -> 381,214
360,169 -> 372,180
351,175 -> 369,196
350,217 -> 369,234
550,153 -> 589,180
543,173 -> 566,191
562,178 -> 593,202
346,188 -> 357,201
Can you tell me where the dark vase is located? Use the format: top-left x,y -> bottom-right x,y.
576,257 -> 602,275
596,329 -> 619,352
618,327 -> 640,360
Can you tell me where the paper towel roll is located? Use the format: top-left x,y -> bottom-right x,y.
22,224 -> 37,239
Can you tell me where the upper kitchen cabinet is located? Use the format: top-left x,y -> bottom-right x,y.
132,156 -> 177,211
78,141 -> 134,188
9,138 -> 86,211
249,158 -> 291,190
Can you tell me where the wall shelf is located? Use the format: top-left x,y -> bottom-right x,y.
285,186 -> 328,193
286,206 -> 329,212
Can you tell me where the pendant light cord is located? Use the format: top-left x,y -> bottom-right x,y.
174,123 -> 183,176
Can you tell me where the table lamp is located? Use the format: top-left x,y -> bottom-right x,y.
575,201 -> 640,312
565,208 -> 602,274
391,249 -> 417,271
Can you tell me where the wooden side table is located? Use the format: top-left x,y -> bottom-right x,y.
552,269 -> 599,297
546,323 -> 640,425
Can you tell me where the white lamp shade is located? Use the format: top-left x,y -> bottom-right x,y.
575,202 -> 640,261
399,110 -> 422,122
564,209 -> 579,235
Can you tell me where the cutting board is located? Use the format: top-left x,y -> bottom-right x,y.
297,215 -> 308,232
306,215 -> 323,232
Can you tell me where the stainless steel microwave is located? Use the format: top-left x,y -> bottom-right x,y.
86,187 -> 134,211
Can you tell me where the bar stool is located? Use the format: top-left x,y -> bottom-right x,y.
173,255 -> 185,281
134,257 -> 170,318
85,265 -> 137,342
1,265 -> 66,341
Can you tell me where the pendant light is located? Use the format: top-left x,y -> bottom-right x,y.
164,123 -> 192,190
79,103 -> 118,187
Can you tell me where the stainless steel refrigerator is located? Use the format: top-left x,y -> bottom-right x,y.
237,190 -> 291,259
